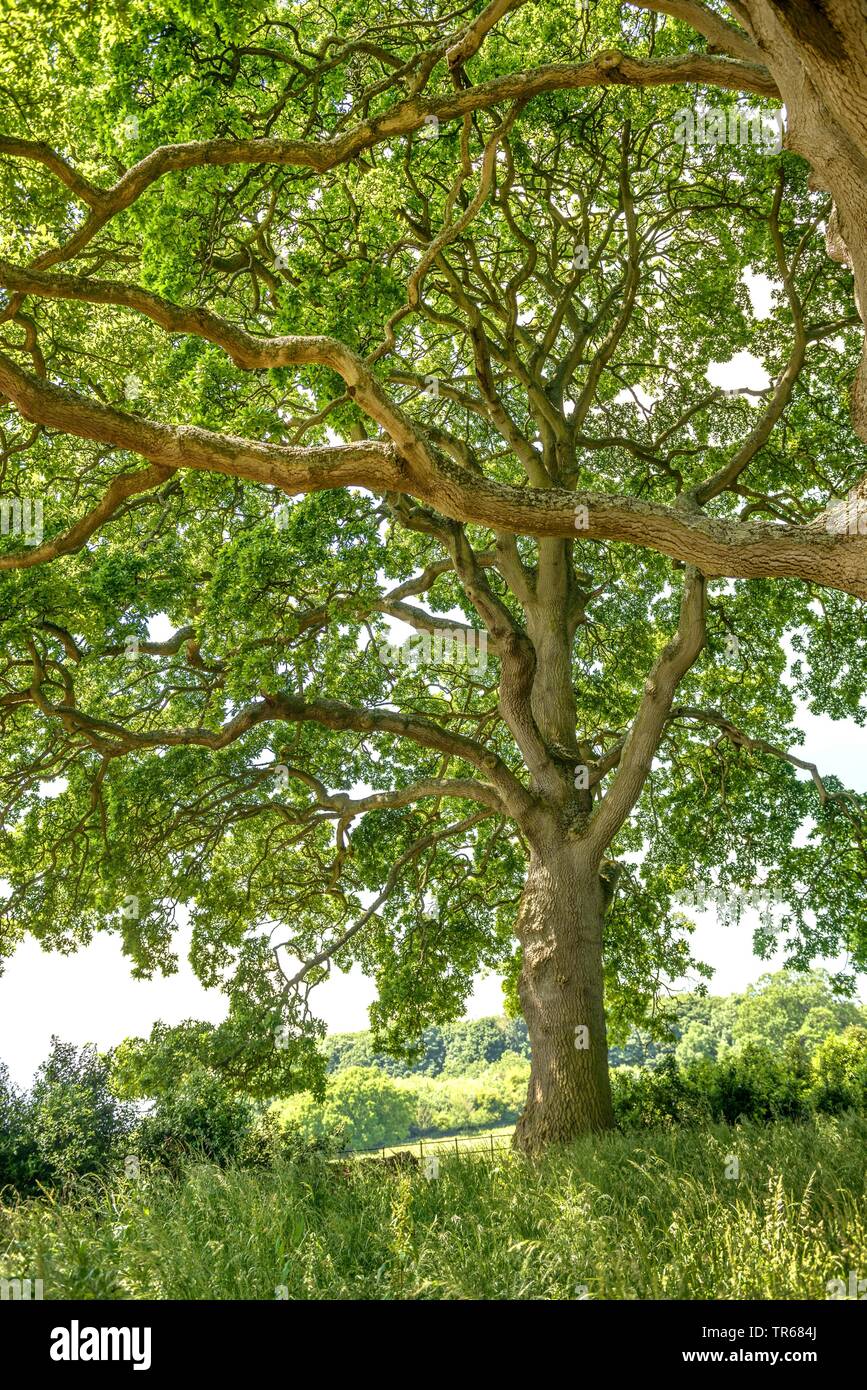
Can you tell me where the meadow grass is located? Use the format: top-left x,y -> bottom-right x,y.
1,1114 -> 865,1300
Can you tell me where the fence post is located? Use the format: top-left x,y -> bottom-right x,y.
490,1134 -> 494,1157
455,1136 -> 459,1156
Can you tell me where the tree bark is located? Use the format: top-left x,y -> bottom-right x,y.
513,826 -> 616,1154
736,0 -> 867,440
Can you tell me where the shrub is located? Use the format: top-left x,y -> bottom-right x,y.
0,1042 -> 135,1194
134,1069 -> 257,1170
612,1056 -> 706,1129
234,1110 -> 342,1167
0,1063 -> 40,1194
684,1038 -> 813,1124
26,1040 -> 133,1190
274,1067 -> 415,1150
811,1026 -> 867,1113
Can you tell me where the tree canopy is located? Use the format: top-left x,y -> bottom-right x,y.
0,0 -> 865,1147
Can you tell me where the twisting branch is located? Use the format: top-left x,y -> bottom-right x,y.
0,50 -> 779,273
446,0 -> 529,71
272,769 -> 507,815
626,1 -> 765,65
277,809 -> 497,990
0,345 -> 864,597
668,706 -> 865,816
0,343 -> 864,598
587,565 -> 707,851
14,662 -> 535,820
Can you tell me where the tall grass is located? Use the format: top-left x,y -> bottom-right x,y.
1,1114 -> 865,1300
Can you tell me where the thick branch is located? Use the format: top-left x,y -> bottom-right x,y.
22,675 -> 534,820
1,348 -> 864,598
587,566 -> 707,851
627,1 -> 764,64
446,0 -> 529,69
277,768 -> 506,814
0,53 -> 779,274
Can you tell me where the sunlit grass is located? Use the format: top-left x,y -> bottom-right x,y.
1,1114 -> 865,1300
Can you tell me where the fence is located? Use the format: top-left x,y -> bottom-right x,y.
342,1129 -> 514,1161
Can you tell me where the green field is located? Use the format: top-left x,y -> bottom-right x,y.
3,1114 -> 865,1300
347,1124 -> 516,1160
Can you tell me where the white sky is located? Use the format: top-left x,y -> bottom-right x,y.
2,269 -> 865,1087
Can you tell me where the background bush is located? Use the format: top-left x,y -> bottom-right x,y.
273,1067 -> 415,1150
0,1062 -> 40,1194
0,1040 -> 133,1195
811,1026 -> 867,1113
134,1069 -> 259,1170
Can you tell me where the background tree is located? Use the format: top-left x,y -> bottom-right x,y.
0,1039 -> 134,1192
668,992 -> 738,1066
732,970 -> 865,1053
278,1066 -> 415,1150
0,1 -> 865,1153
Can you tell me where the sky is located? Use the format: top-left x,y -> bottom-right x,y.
1,272 -> 865,1088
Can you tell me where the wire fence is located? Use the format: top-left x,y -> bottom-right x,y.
341,1129 -> 515,1161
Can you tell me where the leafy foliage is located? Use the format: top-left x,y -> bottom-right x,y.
0,1040 -> 133,1195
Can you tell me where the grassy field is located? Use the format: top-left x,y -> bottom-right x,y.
2,1114 -> 865,1300
350,1124 -> 516,1159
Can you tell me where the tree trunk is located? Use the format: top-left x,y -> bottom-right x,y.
739,1 -> 867,439
512,828 -> 615,1155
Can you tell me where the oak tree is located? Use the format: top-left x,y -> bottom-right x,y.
0,0 -> 865,1151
